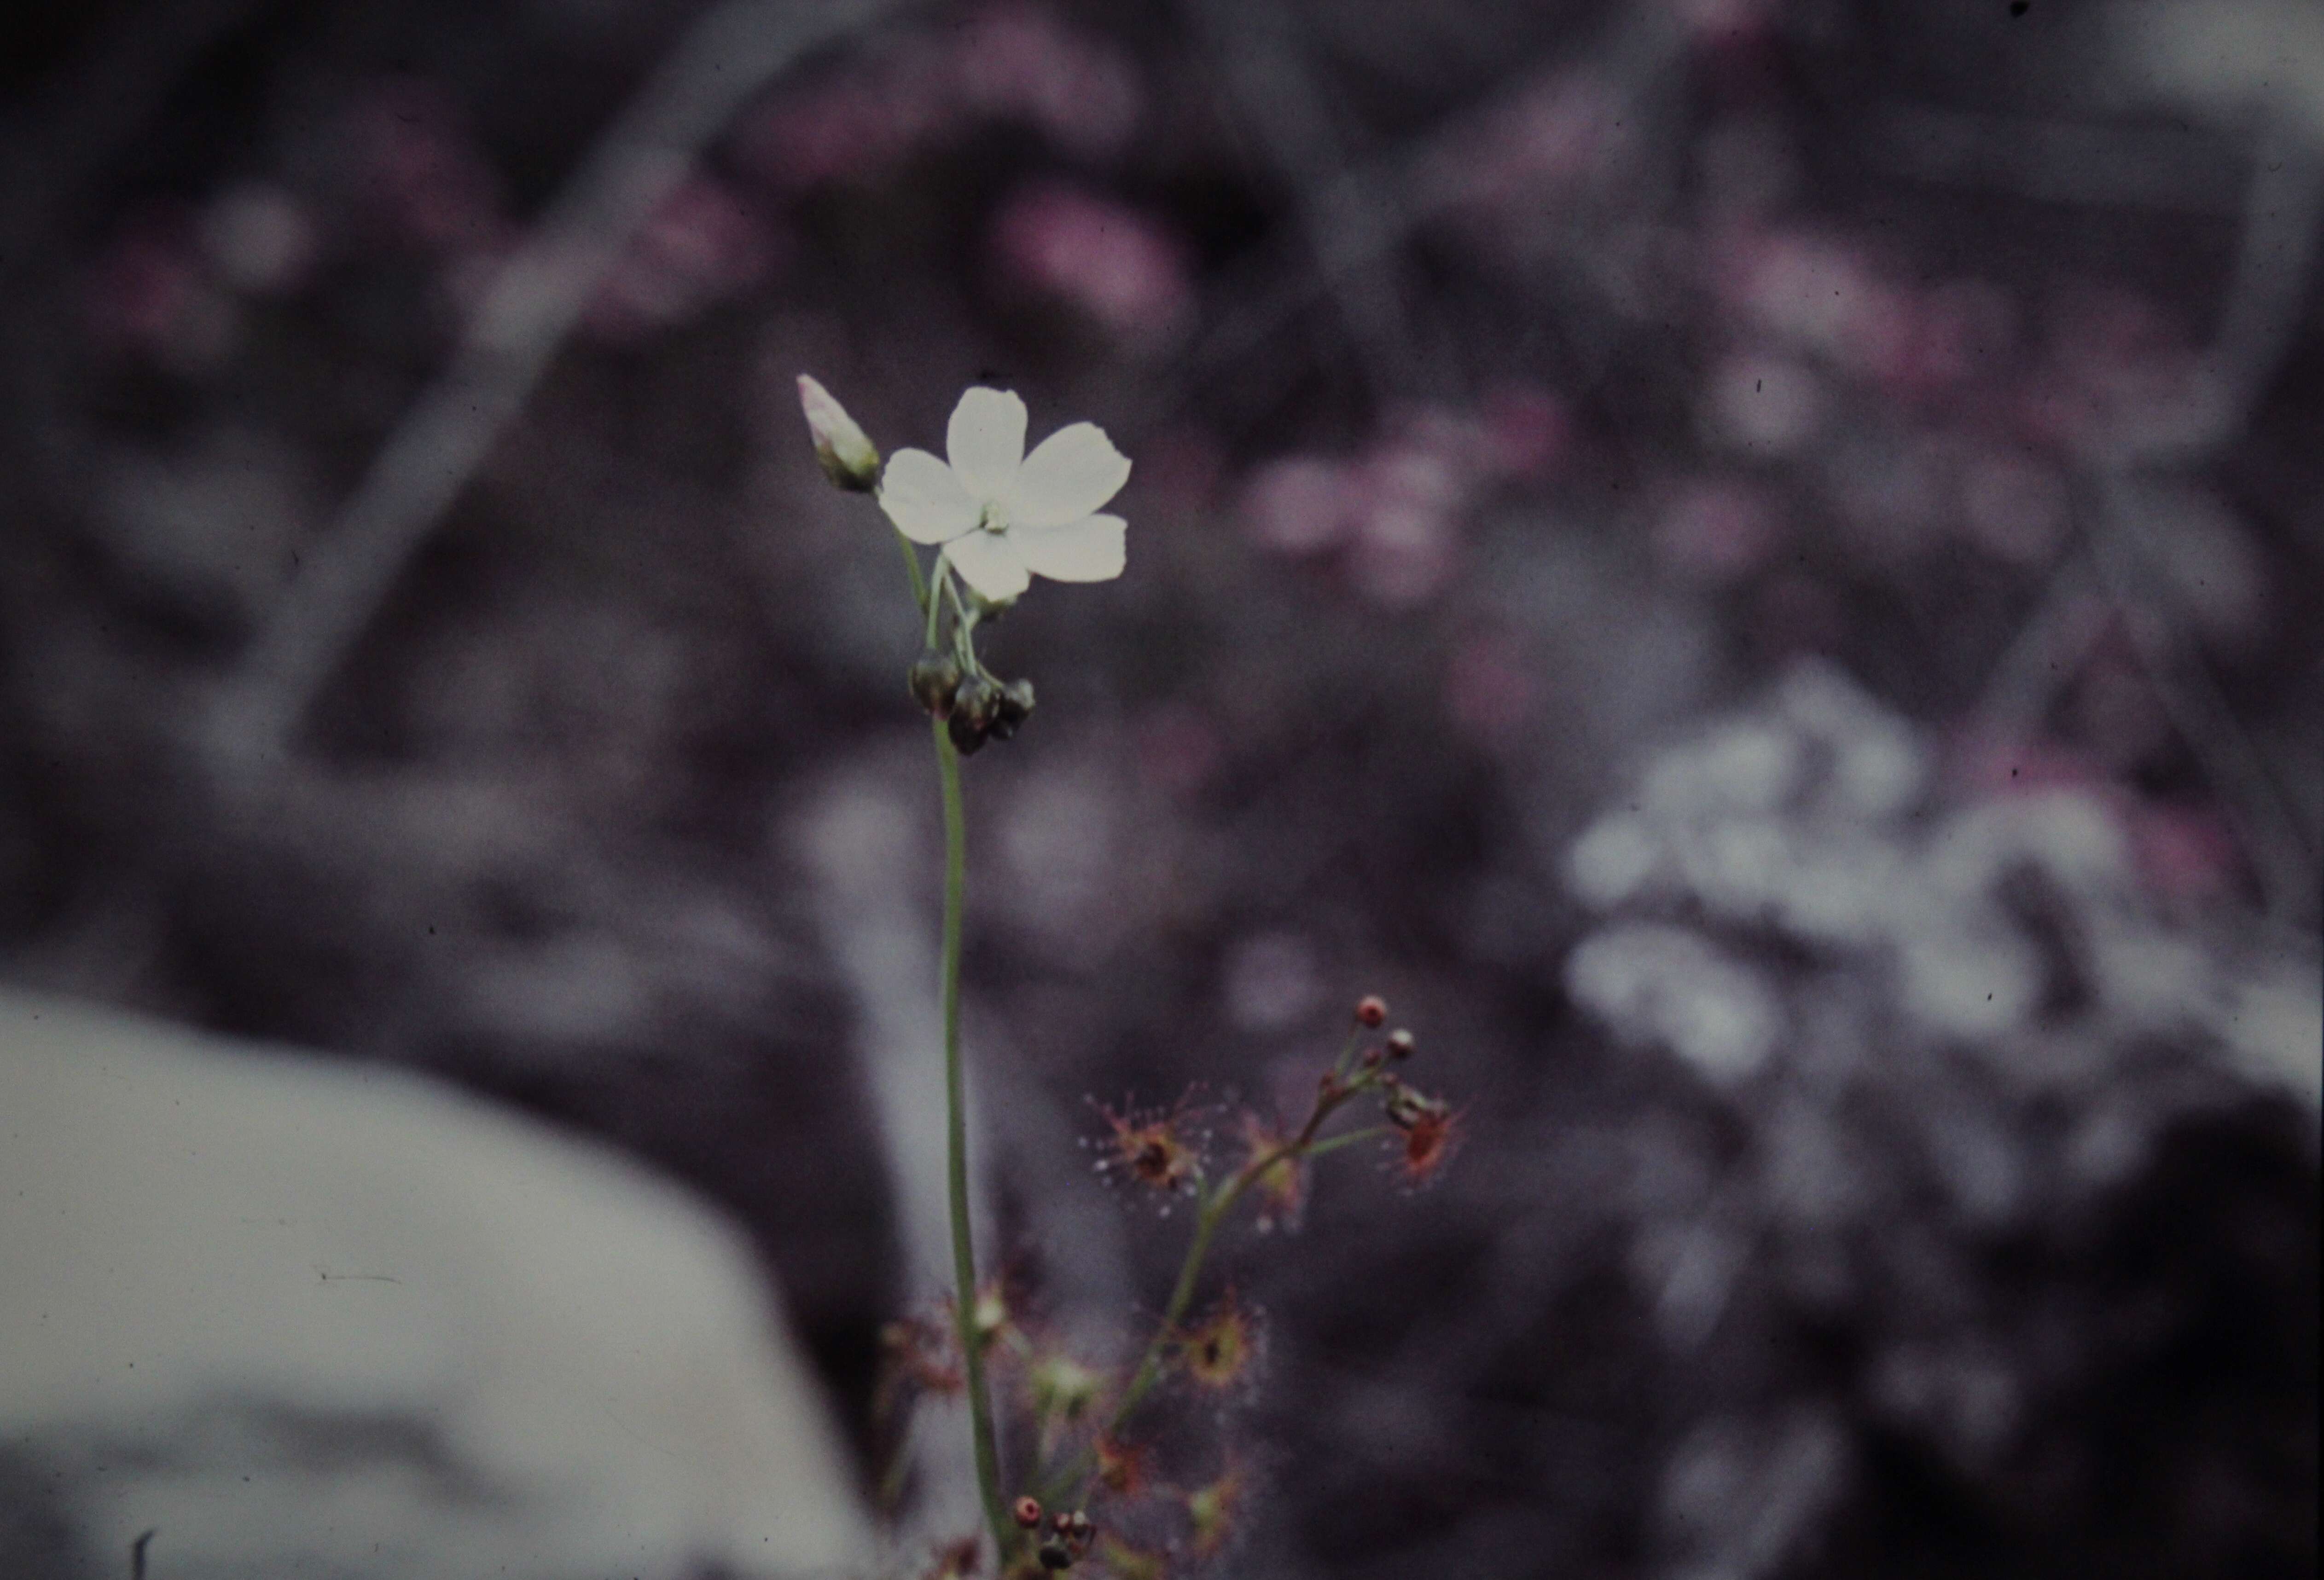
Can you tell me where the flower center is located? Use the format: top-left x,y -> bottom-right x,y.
978,500 -> 1011,534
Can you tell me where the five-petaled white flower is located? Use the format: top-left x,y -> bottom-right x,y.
878,387 -> 1130,602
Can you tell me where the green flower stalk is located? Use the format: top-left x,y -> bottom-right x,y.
799,376 -> 1132,1562
800,375 -> 1458,1574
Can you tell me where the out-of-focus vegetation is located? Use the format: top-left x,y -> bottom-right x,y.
0,1 -> 2315,1576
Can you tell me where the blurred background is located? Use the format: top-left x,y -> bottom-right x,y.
1,0 -> 2317,1575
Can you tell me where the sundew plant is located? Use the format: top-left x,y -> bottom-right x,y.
800,377 -> 1462,1579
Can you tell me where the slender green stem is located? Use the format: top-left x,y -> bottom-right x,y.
935,718 -> 1011,1554
925,552 -> 949,650
1302,1124 -> 1390,1159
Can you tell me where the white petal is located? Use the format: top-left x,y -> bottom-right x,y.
878,449 -> 979,544
944,530 -> 1032,602
1010,422 -> 1131,530
946,388 -> 1027,500
1012,512 -> 1127,583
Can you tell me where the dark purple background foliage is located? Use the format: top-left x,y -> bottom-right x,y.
1,0 -> 2316,1576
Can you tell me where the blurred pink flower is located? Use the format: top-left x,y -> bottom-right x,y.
1476,382 -> 1570,481
1239,456 -> 1358,556
989,183 -> 1192,349
1948,732 -> 2107,799
1673,0 -> 1780,43
2129,803 -> 2239,906
1133,427 -> 1225,517
1223,932 -> 1323,1033
1241,411 -> 1492,602
1958,450 -> 2067,565
1444,632 -> 1536,745
1900,278 -> 2017,394
2019,286 -> 2199,447
737,6 -> 1138,191
2074,652 -> 2173,772
1952,734 -> 2240,906
350,84 -> 505,255
1348,441 -> 1463,607
85,216 -> 235,369
735,63 -> 951,191
86,224 -> 198,347
1724,230 -> 1917,383
1137,701 -> 1224,799
585,178 -> 779,340
1435,71 -> 1622,213
953,4 -> 1143,159
1655,480 -> 1779,582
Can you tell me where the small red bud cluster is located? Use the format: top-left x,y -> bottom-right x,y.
1336,999 -> 1463,1185
1034,1507 -> 1095,1571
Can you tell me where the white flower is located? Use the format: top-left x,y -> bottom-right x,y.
877,387 -> 1130,602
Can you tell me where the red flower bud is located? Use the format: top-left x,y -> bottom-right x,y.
1355,995 -> 1388,1028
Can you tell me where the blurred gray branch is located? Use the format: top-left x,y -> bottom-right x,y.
2061,110 -> 2324,925
203,0 -> 899,779
1182,0 -> 1427,405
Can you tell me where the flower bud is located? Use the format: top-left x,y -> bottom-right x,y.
908,655 -> 963,717
1013,1496 -> 1045,1530
1355,995 -> 1388,1028
1386,1028 -> 1416,1059
797,374 -> 880,492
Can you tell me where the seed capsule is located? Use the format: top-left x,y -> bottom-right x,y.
908,656 -> 963,717
987,677 -> 1036,742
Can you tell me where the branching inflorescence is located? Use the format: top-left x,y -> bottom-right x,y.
801,377 -> 1460,1579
